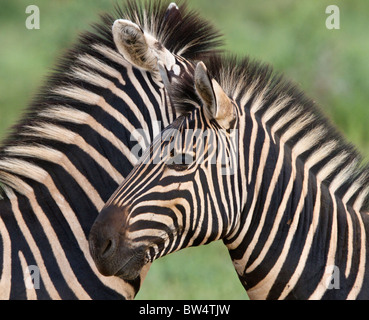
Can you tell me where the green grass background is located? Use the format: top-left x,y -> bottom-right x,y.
0,0 -> 368,299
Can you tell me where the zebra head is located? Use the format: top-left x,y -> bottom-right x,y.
89,61 -> 241,280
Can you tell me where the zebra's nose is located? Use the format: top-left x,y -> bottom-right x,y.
88,205 -> 127,276
89,228 -> 117,261
88,226 -> 118,276
100,238 -> 115,259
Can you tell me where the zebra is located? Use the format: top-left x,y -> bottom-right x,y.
0,1 -> 222,299
89,54 -> 369,300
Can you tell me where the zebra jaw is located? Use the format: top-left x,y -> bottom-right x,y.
113,246 -> 150,281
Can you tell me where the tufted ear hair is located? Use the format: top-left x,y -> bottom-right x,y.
194,62 -> 236,129
112,18 -> 180,75
112,19 -> 157,71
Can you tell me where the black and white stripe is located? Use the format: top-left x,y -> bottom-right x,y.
89,54 -> 369,300
0,1 -> 222,299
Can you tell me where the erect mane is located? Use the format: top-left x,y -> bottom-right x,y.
170,54 -> 369,212
115,0 -> 224,57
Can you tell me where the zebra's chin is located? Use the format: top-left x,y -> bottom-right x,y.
113,246 -> 149,281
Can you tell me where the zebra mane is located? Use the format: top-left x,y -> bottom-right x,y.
115,0 -> 224,57
0,0 -> 223,196
170,54 -> 369,212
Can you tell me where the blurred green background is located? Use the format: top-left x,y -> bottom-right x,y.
0,0 -> 368,299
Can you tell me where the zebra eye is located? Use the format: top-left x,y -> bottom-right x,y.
166,152 -> 194,171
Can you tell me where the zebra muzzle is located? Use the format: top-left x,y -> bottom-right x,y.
88,204 -> 148,280
113,246 -> 148,280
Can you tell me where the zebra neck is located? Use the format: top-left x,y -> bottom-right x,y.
0,54 -> 171,196
226,118 -> 369,299
0,50 -> 169,299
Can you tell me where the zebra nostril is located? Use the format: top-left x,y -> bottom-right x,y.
100,238 -> 116,260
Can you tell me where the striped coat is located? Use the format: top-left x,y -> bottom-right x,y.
89,55 -> 369,300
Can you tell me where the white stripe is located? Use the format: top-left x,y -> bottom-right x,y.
2,175 -> 91,299
0,214 -> 11,299
77,54 -> 126,85
242,146 -> 285,273
127,66 -> 160,130
279,182 -> 323,299
5,187 -> 61,299
22,123 -> 123,183
189,174 -> 206,245
52,86 -> 140,139
4,145 -> 104,210
69,67 -> 152,147
307,201 -> 338,300
353,187 -> 369,213
229,135 -> 270,253
278,142 -> 341,298
307,155 -> 351,299
25,188 -> 91,299
249,133 -> 341,298
346,207 -> 366,299
18,251 -> 37,300
246,166 -> 295,277
92,44 -> 131,68
39,107 -> 137,166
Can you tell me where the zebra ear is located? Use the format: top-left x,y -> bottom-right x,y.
195,62 -> 236,129
112,19 -> 157,71
164,3 -> 182,23
112,19 -> 177,74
